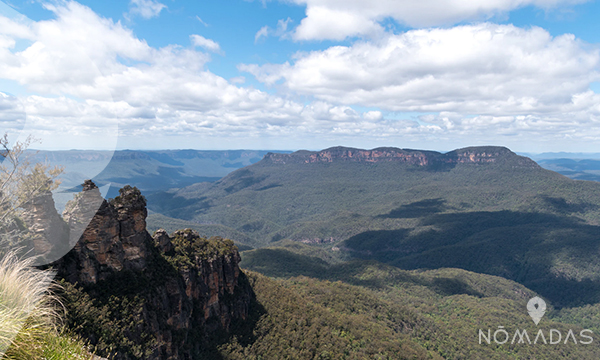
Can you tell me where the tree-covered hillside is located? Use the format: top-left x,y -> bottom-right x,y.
148,146 -> 600,246
146,146 -> 600,308
60,234 -> 600,359
238,245 -> 600,359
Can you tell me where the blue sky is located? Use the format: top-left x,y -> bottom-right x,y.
1,0 -> 600,152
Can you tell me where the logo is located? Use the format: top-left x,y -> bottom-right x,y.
527,297 -> 546,325
478,296 -> 594,346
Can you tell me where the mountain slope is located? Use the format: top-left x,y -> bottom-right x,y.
148,146 -> 600,244
238,248 -> 600,359
147,145 -> 600,307
47,180 -> 600,359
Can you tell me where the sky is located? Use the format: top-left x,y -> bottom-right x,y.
1,0 -> 600,152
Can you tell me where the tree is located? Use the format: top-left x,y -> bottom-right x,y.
0,133 -> 63,257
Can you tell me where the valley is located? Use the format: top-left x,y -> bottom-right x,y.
19,145 -> 600,359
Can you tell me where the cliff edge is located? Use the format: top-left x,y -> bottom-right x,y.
52,181 -> 253,359
263,145 -> 539,168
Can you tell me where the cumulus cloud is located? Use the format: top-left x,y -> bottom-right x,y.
294,5 -> 383,41
288,0 -> 590,40
190,34 -> 221,53
1,1 -> 599,151
242,24 -> 600,116
0,92 -> 26,127
0,2 -> 154,98
0,2 -> 405,148
128,0 -> 166,19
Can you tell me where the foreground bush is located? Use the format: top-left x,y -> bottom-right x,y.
0,251 -> 97,359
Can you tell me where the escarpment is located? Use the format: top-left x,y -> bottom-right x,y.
263,145 -> 539,168
52,182 -> 254,360
60,181 -> 152,284
20,189 -> 69,257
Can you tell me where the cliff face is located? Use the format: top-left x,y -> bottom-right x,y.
61,181 -> 151,284
153,229 -> 249,333
264,146 -> 539,168
20,190 -> 69,257
55,182 -> 253,360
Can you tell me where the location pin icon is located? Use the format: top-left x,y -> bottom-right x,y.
527,297 -> 546,325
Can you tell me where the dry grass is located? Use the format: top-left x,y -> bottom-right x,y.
0,212 -> 97,358
0,250 -> 100,359
0,250 -> 58,356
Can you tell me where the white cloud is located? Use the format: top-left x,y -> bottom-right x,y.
276,17 -> 293,36
0,92 -> 25,126
288,0 -> 590,40
363,111 -> 382,121
294,6 -> 382,41
190,34 -> 222,53
229,76 -> 246,84
1,2 -> 599,151
254,17 -> 293,43
254,26 -> 270,43
0,2 -> 154,98
196,16 -> 209,27
128,0 -> 166,19
242,24 -> 600,116
0,2 -> 397,148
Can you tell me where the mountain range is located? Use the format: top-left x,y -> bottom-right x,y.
537,158 -> 600,182
21,145 -> 600,359
31,149 -> 290,199
142,146 -> 600,309
32,148 -> 600,200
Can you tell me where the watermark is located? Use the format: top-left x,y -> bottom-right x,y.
527,296 -> 545,325
479,297 -> 594,345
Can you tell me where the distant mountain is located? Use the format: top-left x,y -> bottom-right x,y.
537,158 -> 600,182
146,145 -> 600,307
32,164 -> 600,359
147,145 -> 592,245
525,152 -> 600,160
31,149 -> 291,199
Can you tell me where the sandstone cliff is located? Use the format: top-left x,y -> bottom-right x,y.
264,145 -> 539,168
20,189 -> 69,260
52,182 -> 253,360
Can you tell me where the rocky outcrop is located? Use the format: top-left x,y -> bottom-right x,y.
264,146 -> 438,165
264,146 -> 539,168
60,183 -> 151,284
443,147 -> 538,167
56,182 -> 253,360
156,229 -> 249,333
20,190 -> 69,259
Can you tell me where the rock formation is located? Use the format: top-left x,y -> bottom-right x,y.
52,182 -> 254,359
20,189 -> 69,259
60,183 -> 151,284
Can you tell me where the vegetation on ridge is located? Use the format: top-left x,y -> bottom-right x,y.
57,230 -> 244,360
7,142 -> 600,359
238,246 -> 600,359
0,133 -> 95,359
145,147 -> 600,309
